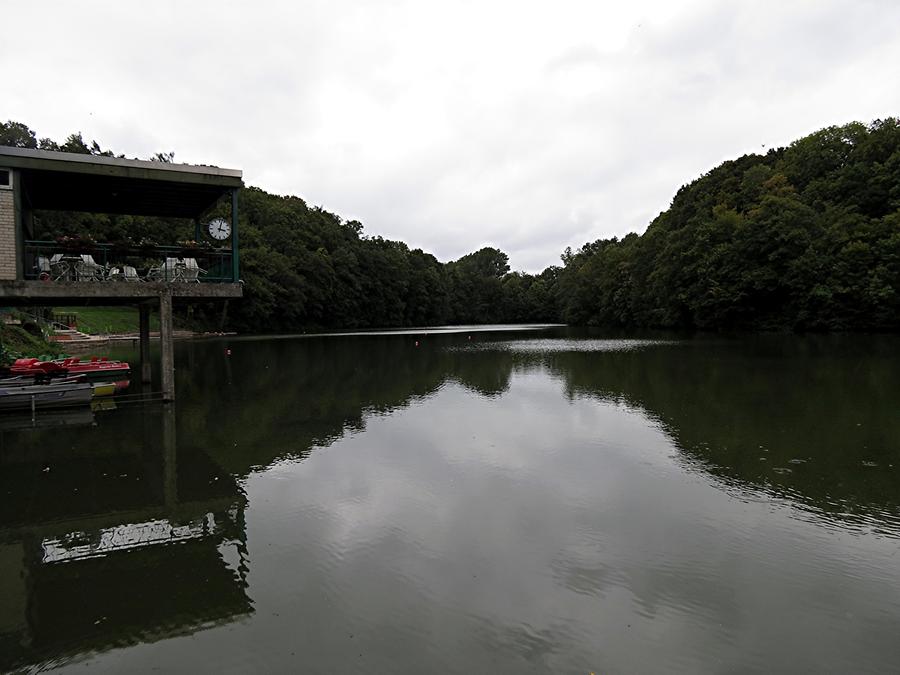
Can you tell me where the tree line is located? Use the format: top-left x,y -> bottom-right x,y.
559,118 -> 900,331
2,118 -> 898,332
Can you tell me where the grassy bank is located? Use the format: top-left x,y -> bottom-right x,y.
56,306 -> 160,335
0,322 -> 64,363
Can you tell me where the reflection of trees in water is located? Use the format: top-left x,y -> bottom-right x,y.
541,336 -> 900,524
0,406 -> 250,672
2,332 -> 896,668
176,334 -> 518,476
180,332 -> 900,526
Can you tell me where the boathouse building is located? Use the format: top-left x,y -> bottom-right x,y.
0,146 -> 243,400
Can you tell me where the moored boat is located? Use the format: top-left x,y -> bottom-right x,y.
10,356 -> 131,378
1,375 -> 129,398
0,381 -> 93,410
0,375 -> 31,385
0,374 -> 86,386
91,382 -> 117,398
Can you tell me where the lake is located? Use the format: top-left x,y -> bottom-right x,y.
2,327 -> 900,673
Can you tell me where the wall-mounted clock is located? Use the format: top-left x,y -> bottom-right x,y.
207,217 -> 231,241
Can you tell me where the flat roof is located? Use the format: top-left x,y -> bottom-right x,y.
0,146 -> 243,218
0,145 -> 242,182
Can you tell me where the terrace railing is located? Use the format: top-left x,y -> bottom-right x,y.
23,240 -> 236,283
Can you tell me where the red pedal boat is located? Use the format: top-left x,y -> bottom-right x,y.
11,356 -> 131,377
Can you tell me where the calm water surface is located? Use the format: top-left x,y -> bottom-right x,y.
2,327 -> 900,673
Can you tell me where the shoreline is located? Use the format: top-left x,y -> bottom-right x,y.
52,330 -> 237,352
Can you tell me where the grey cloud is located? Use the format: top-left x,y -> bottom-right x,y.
3,0 -> 900,271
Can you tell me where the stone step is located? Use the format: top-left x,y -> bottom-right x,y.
51,328 -> 93,341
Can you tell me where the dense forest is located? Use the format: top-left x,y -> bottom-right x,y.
560,118 -> 900,331
2,117 -> 898,332
0,121 -> 560,332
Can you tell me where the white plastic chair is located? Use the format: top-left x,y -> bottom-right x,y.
35,256 -> 52,279
108,265 -> 141,282
50,253 -> 72,281
181,258 -> 206,282
164,257 -> 182,281
146,258 -> 180,282
75,254 -> 104,281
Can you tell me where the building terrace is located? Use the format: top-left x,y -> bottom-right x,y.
0,145 -> 244,400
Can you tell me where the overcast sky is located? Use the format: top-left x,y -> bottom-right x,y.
3,1 -> 899,271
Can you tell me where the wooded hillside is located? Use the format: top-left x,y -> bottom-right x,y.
3,118 -> 897,332
559,119 -> 900,330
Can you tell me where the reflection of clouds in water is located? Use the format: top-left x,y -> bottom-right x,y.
246,370 -> 900,673
79,354 -> 900,674
452,339 -> 678,353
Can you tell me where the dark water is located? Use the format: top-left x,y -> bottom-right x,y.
2,327 -> 900,673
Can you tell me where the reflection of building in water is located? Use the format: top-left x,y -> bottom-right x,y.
0,407 -> 250,671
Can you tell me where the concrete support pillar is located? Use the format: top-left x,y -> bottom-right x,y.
159,291 -> 175,401
138,303 -> 152,383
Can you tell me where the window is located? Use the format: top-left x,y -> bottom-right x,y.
0,168 -> 10,189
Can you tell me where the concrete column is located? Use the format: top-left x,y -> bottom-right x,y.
138,303 -> 152,383
159,291 -> 175,401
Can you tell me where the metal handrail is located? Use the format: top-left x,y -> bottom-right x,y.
23,240 -> 235,283
12,308 -> 71,333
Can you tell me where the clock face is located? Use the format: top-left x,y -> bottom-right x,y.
207,218 -> 231,241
